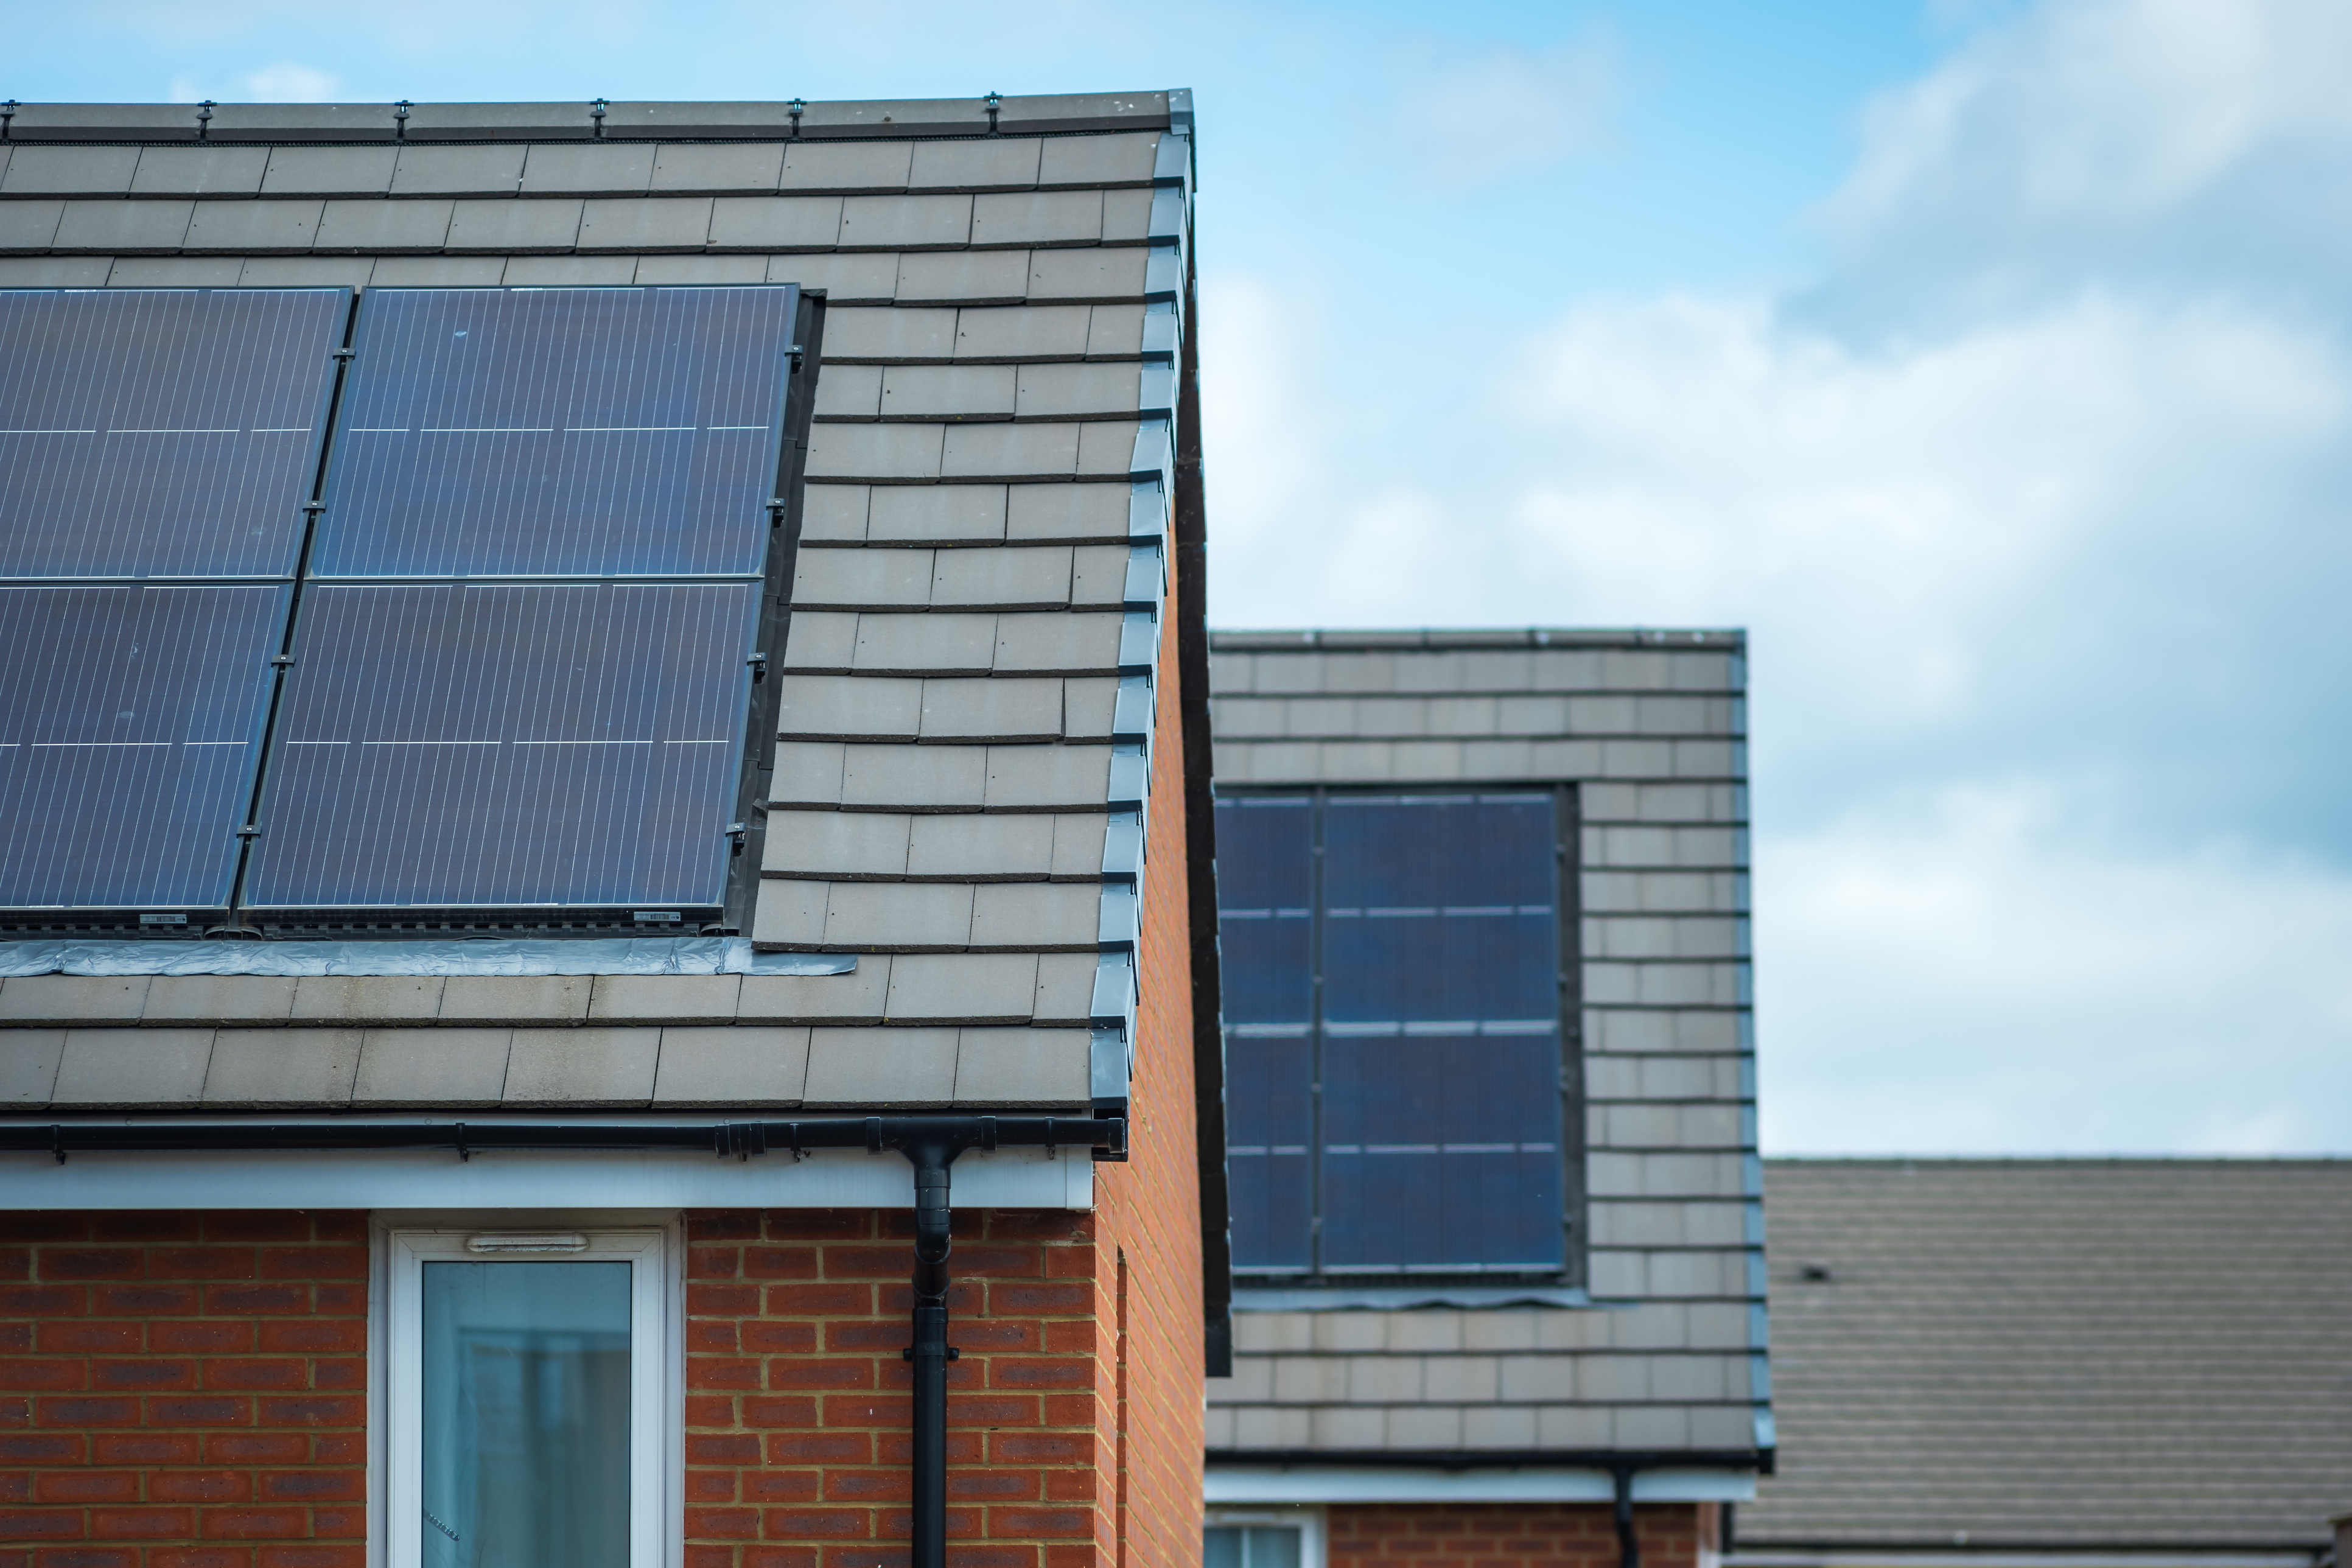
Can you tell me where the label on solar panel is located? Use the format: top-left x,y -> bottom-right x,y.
242,581 -> 761,912
0,290 -> 346,579
0,585 -> 284,911
313,287 -> 799,578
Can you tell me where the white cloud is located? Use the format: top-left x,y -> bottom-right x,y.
1384,30 -> 1622,192
167,61 -> 343,103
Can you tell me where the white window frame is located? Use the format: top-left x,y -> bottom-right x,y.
373,1221 -> 682,1568
1205,1505 -> 1326,1568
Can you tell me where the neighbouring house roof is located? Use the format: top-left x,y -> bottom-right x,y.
1741,1159 -> 2352,1555
1202,628 -> 1769,1472
0,95 -> 1211,1126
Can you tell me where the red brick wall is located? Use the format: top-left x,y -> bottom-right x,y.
1327,1503 -> 1710,1568
0,1211 -> 368,1568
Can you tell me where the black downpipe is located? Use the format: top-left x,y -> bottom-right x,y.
1612,1465 -> 1640,1568
903,1132 -> 965,1568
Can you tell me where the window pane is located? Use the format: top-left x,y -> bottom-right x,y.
1205,1528 -> 1244,1568
421,1261 -> 631,1568
1245,1527 -> 1302,1568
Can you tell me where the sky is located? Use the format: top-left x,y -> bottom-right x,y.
10,0 -> 2349,1156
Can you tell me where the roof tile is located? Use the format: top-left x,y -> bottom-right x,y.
971,189 -> 1102,248
853,612 -> 998,676
839,193 -> 971,250
749,876 -> 830,947
984,745 -> 1113,810
894,249 -> 1029,306
709,195 -> 843,251
1026,247 -> 1150,303
576,195 -> 713,252
444,197 -> 584,253
823,881 -> 977,948
54,1028 -> 211,1105
651,1026 -> 810,1105
917,677 -> 1062,743
881,364 -> 1015,422
799,484 -> 872,543
650,142 -> 786,195
769,250 -> 898,302
259,145 -> 397,195
769,740 -> 848,805
805,422 -> 944,481
519,143 -> 654,196
202,1029 -> 360,1108
953,1027 -> 1088,1104
764,809 -> 913,879
841,742 -> 988,809
52,200 -> 191,254
908,138 -> 1041,193
502,1027 -> 660,1105
500,254 -> 634,285
313,198 -> 453,254
867,483 -> 1007,544
0,201 -> 68,251
931,545 -> 1072,609
440,976 -> 588,1026
352,1029 -> 511,1106
824,306 -> 957,361
2,145 -> 142,195
885,953 -> 1039,1024
993,611 -> 1124,676
737,960 -> 892,1024
954,304 -> 1092,362
1006,482 -> 1130,542
183,199 -> 323,254
942,422 -> 1079,479
802,1026 -> 956,1108
633,254 -> 766,284
129,145 -> 269,197
389,144 -> 525,197
968,883 -> 1099,950
782,612 -> 859,673
1037,131 -> 1162,187
904,814 -> 1057,880
778,673 -> 923,741
779,140 -> 915,193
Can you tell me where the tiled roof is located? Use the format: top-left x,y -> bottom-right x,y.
0,94 -> 1200,1118
1203,629 -> 1768,1464
1740,1160 -> 2352,1551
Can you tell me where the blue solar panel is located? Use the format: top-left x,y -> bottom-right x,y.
313,288 -> 799,579
1214,790 -> 1567,1273
0,289 -> 346,579
0,586 -> 282,910
242,581 -> 760,911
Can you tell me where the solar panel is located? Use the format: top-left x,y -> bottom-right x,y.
0,289 -> 347,579
0,585 -> 283,911
313,288 -> 799,579
242,581 -> 761,912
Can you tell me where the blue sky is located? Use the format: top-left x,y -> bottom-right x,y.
12,0 -> 2350,1155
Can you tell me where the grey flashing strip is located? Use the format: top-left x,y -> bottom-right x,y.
0,937 -> 855,979
1209,627 -> 1746,653
1231,1284 -> 1591,1312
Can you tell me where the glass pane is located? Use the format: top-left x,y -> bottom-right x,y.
1246,1528 -> 1302,1568
422,1261 -> 631,1568
1204,1527 -> 1244,1568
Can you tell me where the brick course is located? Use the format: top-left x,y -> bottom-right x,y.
1328,1503 -> 1708,1568
0,1211 -> 367,1568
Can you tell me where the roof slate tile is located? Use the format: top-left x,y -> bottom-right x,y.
779,673 -> 922,741
908,138 -> 1043,193
885,953 -> 1039,1024
2,145 -> 142,195
769,250 -> 899,302
881,364 -> 1016,422
183,199 -> 323,253
825,306 -> 957,360
984,745 -> 1113,810
1083,304 -> 1147,359
894,249 -> 1029,306
239,257 -> 374,287
942,421 -> 1079,479
389,145 -> 525,197
0,1031 -> 65,1104
499,254 -> 635,284
805,422 -> 945,481
917,677 -> 1062,743
931,545 -> 1072,609
633,254 -> 767,284
954,304 -> 1091,362
286,976 -> 443,1026
867,483 -> 1006,544
841,741 -> 988,809
824,881 -> 977,948
968,883 -> 1099,949
750,875 -> 830,947
519,143 -> 655,196
954,1027 -> 1088,1104
202,1029 -> 360,1107
353,1029 -> 514,1106
799,485 -> 872,544
259,145 -> 397,195
765,809 -> 914,879
1100,188 -> 1156,242
0,202 -> 68,251
1026,247 -> 1149,303
313,198 -> 453,254
769,740 -> 848,805
650,142 -> 786,194
737,959 -> 892,1024
651,1026 -> 810,1105
993,611 -> 1123,676
839,193 -> 971,250
813,362 -> 884,419
971,190 -> 1102,248
1006,483 -> 1129,542
780,140 -> 914,194
903,814 -> 1057,881
444,197 -> 584,253
1032,954 -> 1097,1026
54,1029 -> 211,1105
802,1026 -> 956,1108
708,195 -> 843,250
127,144 -> 267,197
1037,131 -> 1162,188
576,195 -> 713,252
853,612 -> 998,676
440,975 -> 588,1025
588,974 -> 743,1026
51,200 -> 191,254
503,1027 -> 660,1105
1015,362 -> 1142,421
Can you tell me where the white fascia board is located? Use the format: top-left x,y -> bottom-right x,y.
1724,1554 -> 2320,1568
0,1142 -> 1094,1211
1204,1465 -> 1756,1506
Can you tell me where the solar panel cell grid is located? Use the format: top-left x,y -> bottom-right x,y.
0,289 -> 346,579
243,581 -> 760,911
315,287 -> 797,578
0,584 -> 282,909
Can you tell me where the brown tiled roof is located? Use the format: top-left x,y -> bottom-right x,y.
1741,1159 -> 2352,1551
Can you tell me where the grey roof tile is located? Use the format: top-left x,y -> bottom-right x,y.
0,202 -> 68,251
993,612 -> 1124,676
650,142 -> 786,194
287,976 -> 443,1026
51,200 -> 191,253
909,138 -> 1041,192
1083,304 -> 1147,359
1037,131 -> 1162,187
519,143 -> 655,196
2,145 -> 142,195
634,254 -> 767,284
390,144 -> 525,197
202,1028 -> 361,1107
1026,247 -> 1149,303
1006,483 -> 1130,542
813,362 -> 884,419
1049,813 -> 1110,878
782,610 -> 859,672
403,102 -> 597,142
971,190 -> 1102,248
800,485 -> 872,543
500,254 -> 636,285
779,672 -> 923,741
839,193 -> 971,250
824,881 -> 977,948
1032,954 -> 1097,1026
1015,363 -> 1143,420
954,304 -> 1092,362
880,364 -> 1016,422
0,1032 -> 64,1105
931,545 -> 1072,609
917,677 -> 1062,743
707,195 -> 842,250
206,103 -> 398,143
984,744 -> 1113,810
182,199 -> 323,253
904,813 -> 1056,880
54,1028 -> 211,1105
853,613 -> 998,676
841,741 -> 988,808
131,147 -> 269,197
750,875 -> 829,947
968,882 -> 1098,948
780,140 -> 915,194
442,197 -> 584,253
0,976 -> 150,1026
503,1027 -> 660,1105
867,483 -> 1007,544
588,974 -> 743,1026
942,422 -> 1079,479
6,105 -> 201,143
802,1026 -> 956,1108
765,808 -> 913,878
804,422 -> 944,481
576,195 -> 713,252
895,250 -> 1029,306
439,975 -> 589,1026
1101,188 -> 1157,242
885,953 -> 1039,1024
1074,419 -> 1143,475
770,740 -> 848,805
239,257 -> 374,288
823,306 -> 957,361
144,975 -> 296,1024
737,959 -> 892,1024
1070,545 -> 1139,609
351,1029 -> 510,1106
953,1027 -> 1088,1104
259,145 -> 397,195
1062,678 -> 1118,740
769,251 -> 900,302
651,1026 -> 810,1105
312,198 -> 453,253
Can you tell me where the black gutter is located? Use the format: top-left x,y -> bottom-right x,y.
1204,1445 -> 1774,1475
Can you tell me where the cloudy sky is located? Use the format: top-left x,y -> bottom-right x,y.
14,0 -> 2348,1155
